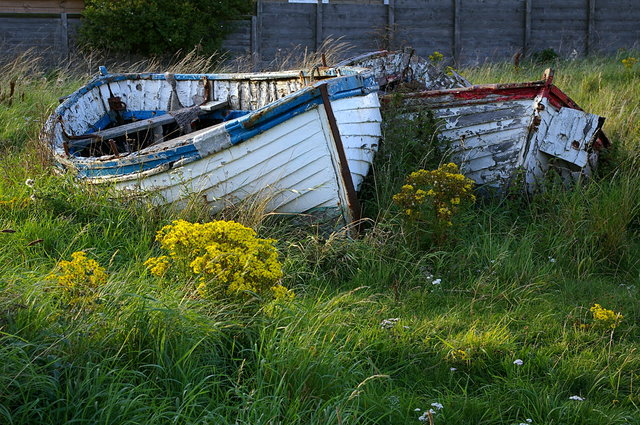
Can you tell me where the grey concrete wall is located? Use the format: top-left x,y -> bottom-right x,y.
2,1 -> 640,68
595,1 -> 640,53
248,0 -> 640,66
223,20 -> 253,56
394,0 -> 455,59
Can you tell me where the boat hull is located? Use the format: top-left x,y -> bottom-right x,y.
389,73 -> 607,191
44,68 -> 382,223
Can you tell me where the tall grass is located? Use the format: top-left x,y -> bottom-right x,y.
1,53 -> 639,424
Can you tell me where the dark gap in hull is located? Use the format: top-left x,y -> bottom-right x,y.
71,109 -> 249,158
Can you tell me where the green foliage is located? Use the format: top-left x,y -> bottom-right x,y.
531,47 -> 560,64
79,0 -> 253,56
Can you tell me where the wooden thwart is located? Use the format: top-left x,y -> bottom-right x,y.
67,99 -> 229,149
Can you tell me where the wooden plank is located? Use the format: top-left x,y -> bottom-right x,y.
69,100 -> 228,148
0,0 -> 84,14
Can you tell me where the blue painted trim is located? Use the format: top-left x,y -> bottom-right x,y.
76,144 -> 200,178
123,110 -> 167,120
87,114 -> 113,133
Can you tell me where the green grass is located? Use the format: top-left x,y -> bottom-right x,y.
1,54 -> 640,424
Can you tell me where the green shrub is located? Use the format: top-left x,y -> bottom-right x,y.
79,0 -> 253,56
531,47 -> 560,64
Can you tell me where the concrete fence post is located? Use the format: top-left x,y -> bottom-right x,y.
316,0 -> 323,50
453,0 -> 461,63
60,11 -> 69,60
524,0 -> 532,56
387,0 -> 395,49
587,0 -> 596,55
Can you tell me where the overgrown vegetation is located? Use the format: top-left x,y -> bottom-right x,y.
1,52 -> 640,424
79,0 -> 253,56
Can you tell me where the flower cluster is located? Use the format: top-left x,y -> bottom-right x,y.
416,402 -> 444,422
144,220 -> 290,300
380,317 -> 400,329
622,57 -> 637,70
590,303 -> 623,329
429,51 -> 444,64
393,163 -> 475,226
0,197 -> 30,209
48,251 -> 107,307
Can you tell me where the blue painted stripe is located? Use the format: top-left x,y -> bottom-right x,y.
76,144 -> 200,178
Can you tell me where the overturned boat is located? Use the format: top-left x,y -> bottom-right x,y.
43,67 -> 382,224
385,69 -> 609,191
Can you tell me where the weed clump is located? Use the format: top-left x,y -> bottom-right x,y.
590,303 -> 624,329
48,251 -> 107,308
393,163 -> 476,245
145,219 -> 291,300
393,163 -> 475,226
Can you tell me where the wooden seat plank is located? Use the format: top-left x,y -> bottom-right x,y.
67,99 -> 229,149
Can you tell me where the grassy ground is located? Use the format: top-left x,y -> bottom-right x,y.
1,53 -> 640,424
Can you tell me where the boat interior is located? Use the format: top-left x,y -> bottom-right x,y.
60,68 -> 348,158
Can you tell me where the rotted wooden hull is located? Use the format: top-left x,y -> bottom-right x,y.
337,49 -> 471,90
388,71 -> 608,191
43,68 -> 382,223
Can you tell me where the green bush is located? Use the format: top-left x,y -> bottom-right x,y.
79,0 -> 253,56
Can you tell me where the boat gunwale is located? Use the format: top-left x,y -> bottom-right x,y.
49,71 -> 378,172
52,65 -> 371,119
50,76 -> 379,188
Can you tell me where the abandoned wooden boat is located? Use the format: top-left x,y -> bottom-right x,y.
336,49 -> 471,91
385,69 -> 609,191
43,67 -> 382,223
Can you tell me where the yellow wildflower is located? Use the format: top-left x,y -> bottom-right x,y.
145,220 -> 287,300
590,304 -> 623,329
144,256 -> 170,276
429,51 -> 444,64
622,57 -> 637,70
271,284 -> 295,300
48,251 -> 107,308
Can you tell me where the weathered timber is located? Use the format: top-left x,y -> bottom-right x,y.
68,100 -> 228,148
384,70 -> 609,192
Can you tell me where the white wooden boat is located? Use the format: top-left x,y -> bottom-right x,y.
43,67 -> 383,224
386,70 -> 609,191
